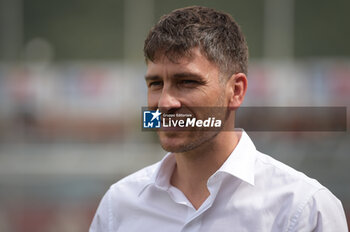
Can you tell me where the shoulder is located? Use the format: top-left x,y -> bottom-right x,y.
254,150 -> 323,192
253,150 -> 326,207
253,150 -> 348,231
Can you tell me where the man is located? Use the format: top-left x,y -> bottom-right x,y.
90,6 -> 348,231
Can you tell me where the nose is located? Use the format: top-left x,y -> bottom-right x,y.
158,87 -> 181,111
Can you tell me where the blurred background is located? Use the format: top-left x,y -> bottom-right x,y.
0,0 -> 349,231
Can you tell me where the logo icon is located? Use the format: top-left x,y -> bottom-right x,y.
143,109 -> 161,128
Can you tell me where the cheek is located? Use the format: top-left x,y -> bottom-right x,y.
147,91 -> 160,106
187,88 -> 224,106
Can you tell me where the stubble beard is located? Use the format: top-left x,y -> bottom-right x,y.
158,92 -> 228,153
159,129 -> 221,153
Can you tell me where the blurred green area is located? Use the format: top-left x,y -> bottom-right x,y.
1,0 -> 350,62
295,0 -> 350,57
22,0 -> 125,60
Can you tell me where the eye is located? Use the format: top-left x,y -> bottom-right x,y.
148,81 -> 163,89
179,79 -> 200,87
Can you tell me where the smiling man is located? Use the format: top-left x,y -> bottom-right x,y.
90,6 -> 348,232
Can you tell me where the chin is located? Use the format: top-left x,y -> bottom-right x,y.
160,142 -> 197,153
159,136 -> 185,152
158,130 -> 219,153
158,131 -> 194,153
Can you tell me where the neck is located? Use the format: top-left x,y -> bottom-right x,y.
170,130 -> 240,209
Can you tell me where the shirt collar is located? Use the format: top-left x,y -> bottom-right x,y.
138,153 -> 175,196
153,152 -> 176,190
216,130 -> 256,186
139,130 -> 256,196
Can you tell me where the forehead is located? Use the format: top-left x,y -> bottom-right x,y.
146,48 -> 219,77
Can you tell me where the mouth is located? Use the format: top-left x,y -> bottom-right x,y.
160,126 -> 183,132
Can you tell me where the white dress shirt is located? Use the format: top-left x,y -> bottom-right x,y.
90,131 -> 348,232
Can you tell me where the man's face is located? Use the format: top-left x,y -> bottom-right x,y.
145,48 -> 230,152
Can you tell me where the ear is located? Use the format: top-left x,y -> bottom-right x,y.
227,73 -> 248,110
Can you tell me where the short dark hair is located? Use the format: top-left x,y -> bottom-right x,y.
144,6 -> 248,76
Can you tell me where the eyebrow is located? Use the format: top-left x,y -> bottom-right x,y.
173,72 -> 205,79
144,75 -> 161,81
145,72 -> 205,81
